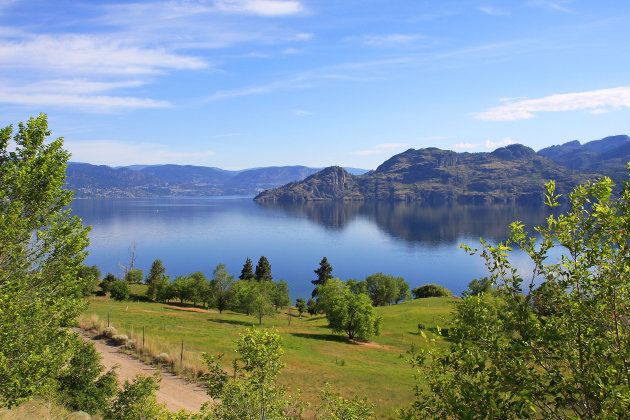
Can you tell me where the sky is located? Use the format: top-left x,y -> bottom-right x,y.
0,0 -> 629,170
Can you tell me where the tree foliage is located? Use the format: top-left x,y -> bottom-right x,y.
0,115 -> 91,407
124,268 -> 143,284
211,264 -> 235,314
326,287 -> 381,340
109,280 -> 131,301
400,177 -> 630,419
255,256 -> 273,282
77,265 -> 101,297
295,298 -> 306,317
239,257 -> 255,281
146,259 -> 166,301
365,273 -> 409,306
463,276 -> 493,297
411,283 -> 451,299
312,256 -> 333,296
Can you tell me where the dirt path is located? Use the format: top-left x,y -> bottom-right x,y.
80,331 -> 212,413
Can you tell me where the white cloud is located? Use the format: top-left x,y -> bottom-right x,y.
65,140 -> 214,166
529,0 -> 575,14
215,0 -> 304,16
454,142 -> 481,149
0,34 -> 206,75
475,87 -> 630,121
359,34 -> 426,48
293,109 -> 312,116
485,137 -> 515,148
373,142 -> 409,149
0,79 -> 170,110
479,6 -> 509,16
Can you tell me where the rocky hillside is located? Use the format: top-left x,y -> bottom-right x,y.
254,144 -> 600,204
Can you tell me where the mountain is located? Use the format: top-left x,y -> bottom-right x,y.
254,144 -> 600,204
538,135 -> 630,181
65,163 -> 359,198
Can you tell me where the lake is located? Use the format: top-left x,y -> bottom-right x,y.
71,197 -> 554,300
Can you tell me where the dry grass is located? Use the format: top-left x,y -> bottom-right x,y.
0,398 -> 71,420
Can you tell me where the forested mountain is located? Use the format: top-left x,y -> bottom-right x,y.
66,163 -> 347,197
254,144 -> 601,204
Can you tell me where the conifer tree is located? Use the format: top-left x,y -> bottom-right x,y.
312,256 -> 333,297
255,256 -> 272,282
239,257 -> 255,281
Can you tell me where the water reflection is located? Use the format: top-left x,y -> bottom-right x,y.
257,201 -> 554,245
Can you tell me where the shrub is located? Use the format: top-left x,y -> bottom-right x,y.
412,284 -> 452,299
156,353 -> 171,364
109,281 -> 130,301
103,327 -> 117,338
112,335 -> 129,346
105,373 -> 167,420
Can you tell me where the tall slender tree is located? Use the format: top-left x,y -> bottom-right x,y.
239,257 -> 255,281
145,259 -> 166,301
312,256 -> 333,297
255,256 -> 273,282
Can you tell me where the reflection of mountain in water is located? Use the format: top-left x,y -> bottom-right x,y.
257,201 -> 554,245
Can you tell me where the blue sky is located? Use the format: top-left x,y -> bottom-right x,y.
1,0 -> 629,169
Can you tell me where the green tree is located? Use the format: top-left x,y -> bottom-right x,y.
55,340 -> 118,415
109,280 -> 130,301
295,298 -> 306,317
105,373 -> 167,420
255,256 -> 272,282
400,177 -> 630,419
395,277 -> 411,304
124,268 -> 143,284
145,259 -> 166,301
316,383 -> 376,420
100,273 -> 117,294
326,287 -> 381,340
172,275 -> 194,304
231,279 -> 257,315
251,281 -> 276,325
0,115 -> 91,407
239,257 -> 255,281
211,264 -> 235,314
202,327 -> 300,420
77,265 -> 101,297
463,277 -> 493,297
190,271 -> 208,308
346,278 -> 369,296
411,283 -> 451,299
314,277 -> 346,315
365,272 -> 403,306
273,279 -> 291,311
306,298 -> 317,316
312,256 -> 333,297
155,275 -> 174,303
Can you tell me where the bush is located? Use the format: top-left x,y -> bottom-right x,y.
105,373 -> 167,420
112,335 -> 129,346
109,281 -> 130,301
412,284 -> 452,299
103,327 -> 117,338
156,353 -> 171,364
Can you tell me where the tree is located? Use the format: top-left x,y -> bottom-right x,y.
155,275 -> 174,303
273,279 -> 291,311
251,281 -> 276,325
307,298 -> 317,316
124,268 -> 143,284
109,280 -> 131,301
145,259 -> 166,301
239,257 -> 255,281
211,264 -> 235,314
55,340 -> 118,415
411,283 -> 452,299
365,272 -> 404,306
400,177 -> 630,419
190,271 -> 208,307
0,115 -> 91,407
312,256 -> 333,297
463,277 -> 493,297
172,275 -> 194,304
326,287 -> 381,340
314,277 -> 346,314
231,279 -> 257,315
77,264 -> 101,297
346,278 -> 369,296
105,373 -> 167,420
295,298 -> 306,317
395,277 -> 411,303
100,273 -> 117,294
255,256 -> 272,282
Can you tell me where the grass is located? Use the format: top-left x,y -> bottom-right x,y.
81,286 -> 457,419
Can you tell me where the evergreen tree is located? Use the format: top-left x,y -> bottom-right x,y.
255,256 -> 273,282
312,256 -> 333,297
239,257 -> 255,281
145,259 -> 166,301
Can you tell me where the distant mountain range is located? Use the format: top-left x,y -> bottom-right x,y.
254,135 -> 630,205
65,163 -> 368,198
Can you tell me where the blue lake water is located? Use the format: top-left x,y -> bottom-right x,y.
71,198 -> 554,300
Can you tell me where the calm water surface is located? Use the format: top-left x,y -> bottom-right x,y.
71,198 -> 554,299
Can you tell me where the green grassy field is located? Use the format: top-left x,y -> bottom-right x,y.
81,285 -> 457,419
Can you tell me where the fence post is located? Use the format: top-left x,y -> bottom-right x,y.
142,326 -> 145,351
181,339 -> 184,366
107,312 -> 110,328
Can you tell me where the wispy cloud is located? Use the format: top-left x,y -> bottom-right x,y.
293,109 -> 312,116
351,142 -> 409,156
357,33 -> 428,48
486,137 -> 516,148
529,0 -> 575,14
0,34 -> 206,75
66,140 -> 214,166
475,87 -> 630,121
453,142 -> 480,149
0,79 -> 170,110
215,0 -> 305,16
479,6 -> 510,16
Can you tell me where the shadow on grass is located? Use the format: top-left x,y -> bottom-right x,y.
290,332 -> 357,344
207,318 -> 255,327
